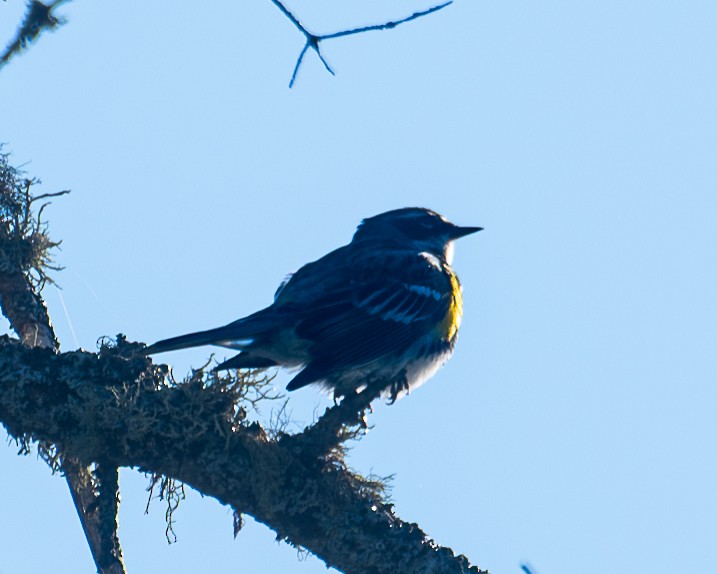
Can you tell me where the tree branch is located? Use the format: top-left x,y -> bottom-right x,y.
62,458 -> 126,574
0,337 -> 486,574
320,2 -> 453,40
270,0 -> 453,88
0,0 -> 70,72
0,269 -> 57,348
0,151 -> 126,574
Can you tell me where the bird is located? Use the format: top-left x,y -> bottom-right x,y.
146,208 -> 481,401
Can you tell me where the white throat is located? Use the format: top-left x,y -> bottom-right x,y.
444,241 -> 455,265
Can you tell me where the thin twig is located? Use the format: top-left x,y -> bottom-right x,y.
321,2 -> 453,40
271,0 -> 453,88
289,43 -> 311,89
29,189 -> 71,203
269,0 -> 304,33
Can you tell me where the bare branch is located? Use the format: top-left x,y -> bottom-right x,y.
320,2 -> 453,40
63,458 -> 127,574
271,0 -> 454,88
0,0 -> 71,72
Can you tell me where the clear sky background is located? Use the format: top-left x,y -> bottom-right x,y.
1,1 -> 716,573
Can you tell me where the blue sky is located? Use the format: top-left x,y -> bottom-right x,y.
1,1 -> 716,573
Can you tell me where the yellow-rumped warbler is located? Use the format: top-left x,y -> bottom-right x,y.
146,208 -> 481,400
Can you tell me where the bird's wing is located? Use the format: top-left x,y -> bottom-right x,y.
288,252 -> 454,388
147,247 -> 353,356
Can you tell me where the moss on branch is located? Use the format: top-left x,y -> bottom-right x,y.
0,334 -> 484,574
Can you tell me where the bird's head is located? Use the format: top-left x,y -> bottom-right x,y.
352,207 -> 482,262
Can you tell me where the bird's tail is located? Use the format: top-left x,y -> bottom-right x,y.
145,326 -> 238,354
146,310 -> 276,355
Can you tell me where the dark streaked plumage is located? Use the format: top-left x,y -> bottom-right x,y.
146,207 -> 481,400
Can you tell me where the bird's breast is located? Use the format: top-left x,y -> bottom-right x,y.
434,271 -> 463,341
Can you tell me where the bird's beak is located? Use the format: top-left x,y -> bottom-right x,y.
450,225 -> 483,239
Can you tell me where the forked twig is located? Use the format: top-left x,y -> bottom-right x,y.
270,0 -> 453,88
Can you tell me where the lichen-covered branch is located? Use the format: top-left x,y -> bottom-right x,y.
0,151 -> 64,348
0,149 -> 126,574
0,336 -> 486,574
1,150 -> 484,572
0,268 -> 57,348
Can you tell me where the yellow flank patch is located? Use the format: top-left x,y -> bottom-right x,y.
435,272 -> 462,340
